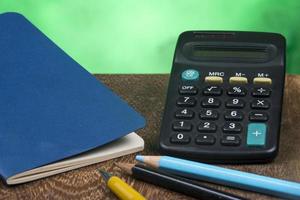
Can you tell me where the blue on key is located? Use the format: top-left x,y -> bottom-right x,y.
247,123 -> 267,146
181,69 -> 199,81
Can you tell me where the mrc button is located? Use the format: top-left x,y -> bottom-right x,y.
204,76 -> 223,84
181,69 -> 199,81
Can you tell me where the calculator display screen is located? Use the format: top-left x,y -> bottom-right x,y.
192,48 -> 268,60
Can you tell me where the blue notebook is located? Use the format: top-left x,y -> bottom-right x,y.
0,13 -> 145,184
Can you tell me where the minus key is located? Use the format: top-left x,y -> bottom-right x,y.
249,112 -> 269,122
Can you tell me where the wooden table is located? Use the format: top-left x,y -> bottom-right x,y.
1,74 -> 300,200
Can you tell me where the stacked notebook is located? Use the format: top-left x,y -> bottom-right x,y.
0,13 -> 145,185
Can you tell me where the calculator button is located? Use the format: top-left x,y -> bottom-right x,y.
229,77 -> 248,84
201,97 -> 221,108
176,96 -> 196,107
181,69 -> 200,81
221,135 -> 241,146
175,108 -> 194,119
224,110 -> 243,121
225,98 -> 245,108
253,77 -> 272,85
195,134 -> 216,145
172,121 -> 192,131
252,87 -> 271,97
223,122 -> 242,133
203,86 -> 222,96
179,85 -> 198,95
198,121 -> 217,133
247,123 -> 267,146
227,86 -> 247,96
170,133 -> 191,144
199,109 -> 219,120
251,99 -> 270,109
249,112 -> 268,122
204,76 -> 223,84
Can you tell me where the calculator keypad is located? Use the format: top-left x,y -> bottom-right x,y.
203,86 -> 222,96
201,97 -> 221,108
195,134 -> 216,145
224,110 -> 244,121
227,86 -> 247,96
199,109 -> 219,120
225,98 -> 245,108
175,108 -> 194,119
249,112 -> 268,121
176,96 -> 196,107
223,122 -> 242,133
221,135 -> 241,146
172,121 -> 192,131
170,133 -> 191,144
251,99 -> 270,109
179,85 -> 198,95
252,87 -> 271,97
170,81 -> 272,148
198,121 -> 217,132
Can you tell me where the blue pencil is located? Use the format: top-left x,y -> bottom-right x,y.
136,155 -> 300,200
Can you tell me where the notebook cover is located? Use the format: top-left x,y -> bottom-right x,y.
0,12 -> 145,181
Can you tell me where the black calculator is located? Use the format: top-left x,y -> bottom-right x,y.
159,31 -> 285,163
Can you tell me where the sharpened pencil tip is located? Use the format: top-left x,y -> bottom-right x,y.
97,169 -> 111,181
136,155 -> 144,162
115,163 -> 134,175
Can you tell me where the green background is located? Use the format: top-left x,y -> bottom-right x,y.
1,0 -> 299,74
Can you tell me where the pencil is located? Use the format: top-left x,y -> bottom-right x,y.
98,169 -> 146,200
135,155 -> 300,200
116,162 -> 245,200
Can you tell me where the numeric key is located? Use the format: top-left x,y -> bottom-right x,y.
199,109 -> 219,120
172,121 -> 192,131
201,97 -> 221,108
223,122 -> 242,133
175,108 -> 194,119
170,133 -> 191,144
198,121 -> 217,132
224,110 -> 243,121
176,96 -> 196,107
226,98 -> 245,108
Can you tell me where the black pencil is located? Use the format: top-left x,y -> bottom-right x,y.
115,163 -> 246,200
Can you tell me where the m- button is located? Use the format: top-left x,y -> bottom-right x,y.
229,77 -> 248,84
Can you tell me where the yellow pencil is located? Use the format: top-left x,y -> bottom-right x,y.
98,169 -> 146,200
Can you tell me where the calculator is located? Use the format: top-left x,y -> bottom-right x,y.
159,31 -> 285,163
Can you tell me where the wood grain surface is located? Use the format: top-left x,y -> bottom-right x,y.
1,74 -> 300,200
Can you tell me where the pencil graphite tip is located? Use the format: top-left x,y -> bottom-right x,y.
135,155 -> 160,168
115,163 -> 134,175
97,169 -> 111,182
